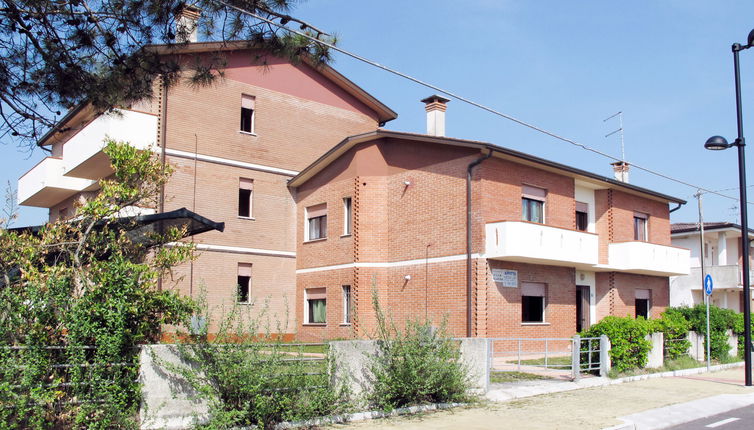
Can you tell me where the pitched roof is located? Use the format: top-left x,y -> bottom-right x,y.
288,129 -> 687,205
671,222 -> 754,235
37,41 -> 397,147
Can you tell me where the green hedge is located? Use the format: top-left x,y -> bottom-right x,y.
581,316 -> 654,372
670,304 -> 736,361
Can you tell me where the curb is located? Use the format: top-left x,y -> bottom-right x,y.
276,402 -> 465,429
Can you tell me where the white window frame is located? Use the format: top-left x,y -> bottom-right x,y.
521,282 -> 547,324
342,285 -> 352,325
304,288 -> 327,325
634,212 -> 648,241
237,263 -> 252,304
342,197 -> 352,236
238,178 -> 253,219
305,204 -> 327,242
522,185 -> 546,224
240,94 -> 256,135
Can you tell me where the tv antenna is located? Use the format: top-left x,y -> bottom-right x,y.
603,111 -> 625,161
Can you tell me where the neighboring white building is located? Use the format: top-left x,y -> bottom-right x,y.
670,222 -> 754,311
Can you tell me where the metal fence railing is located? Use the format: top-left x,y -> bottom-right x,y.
487,335 -> 609,384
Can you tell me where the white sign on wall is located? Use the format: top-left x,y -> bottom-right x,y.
492,269 -> 518,288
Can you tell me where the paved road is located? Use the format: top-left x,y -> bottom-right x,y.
664,405 -> 754,430
325,368 -> 754,429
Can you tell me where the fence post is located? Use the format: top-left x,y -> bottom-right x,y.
599,335 -> 611,377
572,335 -> 581,381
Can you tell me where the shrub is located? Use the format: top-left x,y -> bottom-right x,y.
656,308 -> 691,360
581,316 -> 653,372
671,304 -> 736,361
732,312 -> 754,358
368,292 -> 470,410
168,295 -> 347,429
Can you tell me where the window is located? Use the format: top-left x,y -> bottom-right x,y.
575,201 -> 588,231
521,282 -> 546,323
306,203 -> 327,241
635,289 -> 651,319
522,185 -> 546,224
238,178 -> 253,218
634,212 -> 648,241
342,285 -> 352,324
306,288 -> 327,324
240,94 -> 255,133
237,263 -> 252,304
343,197 -> 352,235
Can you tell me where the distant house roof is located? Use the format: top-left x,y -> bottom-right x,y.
37,41 -> 397,147
671,222 -> 754,236
288,129 -> 686,205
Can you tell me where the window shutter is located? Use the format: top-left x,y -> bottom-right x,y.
239,178 -> 253,190
307,203 -> 327,218
307,288 -> 326,300
634,212 -> 649,220
242,94 -> 255,109
522,185 -> 547,200
635,289 -> 651,299
237,263 -> 252,277
521,282 -> 545,297
576,201 -> 588,213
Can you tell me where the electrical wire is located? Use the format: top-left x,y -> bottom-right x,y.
214,0 -> 748,204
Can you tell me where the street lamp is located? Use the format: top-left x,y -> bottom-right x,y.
704,28 -> 754,387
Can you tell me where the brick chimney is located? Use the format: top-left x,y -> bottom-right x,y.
421,95 -> 450,137
611,161 -> 630,183
175,4 -> 201,43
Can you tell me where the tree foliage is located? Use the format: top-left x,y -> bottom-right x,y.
0,0 -> 333,148
0,140 -> 195,428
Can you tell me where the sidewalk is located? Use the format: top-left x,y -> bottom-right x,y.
325,364 -> 754,429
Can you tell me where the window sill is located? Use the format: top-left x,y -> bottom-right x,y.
340,234 -> 352,238
303,323 -> 326,327
237,302 -> 253,306
340,323 -> 352,327
238,216 -> 256,221
239,130 -> 257,136
521,322 -> 550,326
304,238 -> 327,244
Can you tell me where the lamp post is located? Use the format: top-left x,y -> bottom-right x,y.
704,28 -> 754,387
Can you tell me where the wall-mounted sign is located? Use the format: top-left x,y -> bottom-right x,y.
492,269 -> 518,288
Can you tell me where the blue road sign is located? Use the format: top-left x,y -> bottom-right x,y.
704,274 -> 714,295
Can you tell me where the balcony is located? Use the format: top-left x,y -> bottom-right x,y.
608,241 -> 690,276
62,109 -> 158,180
485,221 -> 599,268
18,157 -> 96,207
673,265 -> 750,291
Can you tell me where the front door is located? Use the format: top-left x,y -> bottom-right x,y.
576,285 -> 590,332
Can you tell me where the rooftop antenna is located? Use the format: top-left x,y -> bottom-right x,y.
603,111 -> 625,161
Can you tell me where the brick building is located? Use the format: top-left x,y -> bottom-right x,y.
17,42 -> 396,338
290,98 -> 690,341
17,42 -> 689,342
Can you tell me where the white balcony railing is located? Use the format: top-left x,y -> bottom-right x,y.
18,157 -> 96,207
608,241 -> 690,276
62,109 -> 157,179
485,221 -> 599,268
673,265 -> 750,290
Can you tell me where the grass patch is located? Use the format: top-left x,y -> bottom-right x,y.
490,371 -> 550,383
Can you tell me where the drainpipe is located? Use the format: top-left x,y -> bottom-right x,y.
466,149 -> 492,338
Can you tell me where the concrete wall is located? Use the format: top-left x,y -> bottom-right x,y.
139,345 -> 209,430
645,332 -> 664,369
687,331 -> 705,361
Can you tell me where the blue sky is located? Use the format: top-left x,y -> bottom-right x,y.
4,1 -> 754,227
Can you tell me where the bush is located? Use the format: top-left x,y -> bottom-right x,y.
656,308 -> 691,360
368,292 -> 470,410
671,304 -> 736,361
168,295 -> 346,429
732,312 -> 754,358
581,316 -> 653,372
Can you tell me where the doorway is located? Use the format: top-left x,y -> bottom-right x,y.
576,285 -> 590,332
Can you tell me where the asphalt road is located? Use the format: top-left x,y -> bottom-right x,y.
664,405 -> 754,430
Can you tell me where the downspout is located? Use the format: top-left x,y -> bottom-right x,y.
157,77 -> 168,292
466,149 -> 492,337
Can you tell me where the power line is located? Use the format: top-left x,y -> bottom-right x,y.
215,0 -> 745,204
